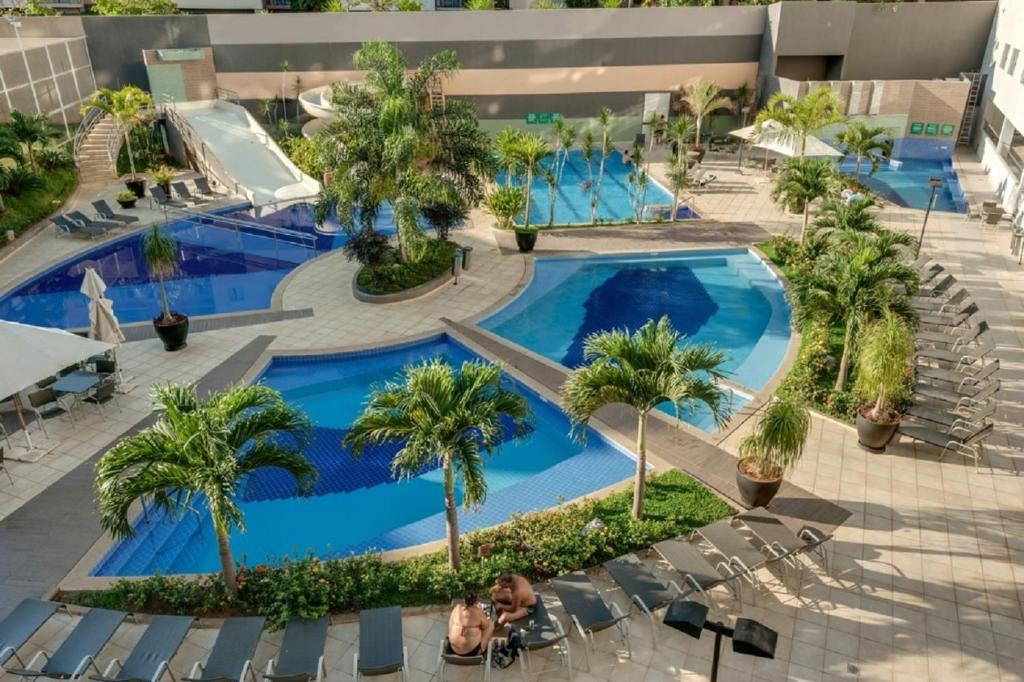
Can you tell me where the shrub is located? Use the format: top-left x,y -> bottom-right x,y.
356,239 -> 458,295
37,147 -> 72,170
280,135 -> 325,180
0,167 -> 45,196
343,228 -> 392,267
420,201 -> 468,241
91,0 -> 177,15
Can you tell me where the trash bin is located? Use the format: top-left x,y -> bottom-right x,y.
451,249 -> 463,277
460,246 -> 473,270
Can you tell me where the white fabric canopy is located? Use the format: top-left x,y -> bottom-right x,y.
729,121 -> 842,158
81,268 -> 125,347
0,320 -> 113,398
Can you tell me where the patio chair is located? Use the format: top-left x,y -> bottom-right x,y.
905,399 -> 996,431
915,335 -> 995,368
915,320 -> 989,349
919,301 -> 978,328
603,555 -> 681,648
27,387 -> 69,437
66,212 -> 120,233
265,616 -> 328,682
913,378 -> 1000,409
1,446 -> 13,485
194,177 -> 217,199
436,638 -> 490,682
353,608 -> 405,681
916,358 -> 999,388
653,537 -> 744,606
53,216 -> 105,239
91,200 -> 139,225
913,287 -> 968,313
734,508 -> 831,578
549,572 -> 631,672
694,520 -> 768,592
172,182 -> 201,205
510,591 -> 572,681
151,185 -> 187,209
83,379 -> 120,413
0,599 -> 60,667
897,421 -> 994,468
35,376 -> 56,389
8,607 -> 125,680
184,617 -> 265,682
90,614 -> 193,682
94,359 -> 117,379
916,273 -> 955,298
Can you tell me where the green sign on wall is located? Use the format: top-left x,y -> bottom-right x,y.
909,122 -> 925,135
925,123 -> 940,136
940,124 -> 956,136
526,112 -> 561,125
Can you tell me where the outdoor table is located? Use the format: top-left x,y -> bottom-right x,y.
52,370 -> 103,416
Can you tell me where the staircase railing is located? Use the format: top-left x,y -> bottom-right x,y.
73,106 -> 105,163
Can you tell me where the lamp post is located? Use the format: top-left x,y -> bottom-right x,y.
664,600 -> 778,682
916,176 -> 943,257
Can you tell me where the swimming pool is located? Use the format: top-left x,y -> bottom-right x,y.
499,149 -> 697,225
0,203 -> 395,330
90,334 -> 637,576
840,157 -> 966,213
479,250 -> 790,429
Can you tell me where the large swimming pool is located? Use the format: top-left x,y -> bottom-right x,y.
500,149 -> 696,225
0,203 -> 394,330
479,250 -> 791,429
840,157 -> 966,213
90,334 -> 636,576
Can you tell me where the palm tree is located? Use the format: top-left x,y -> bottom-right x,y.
772,158 -> 835,244
626,145 -> 648,224
516,132 -> 551,231
345,359 -> 531,570
543,166 -> 558,228
811,196 -> 881,238
735,82 -> 754,126
8,110 -> 53,174
496,127 -> 523,187
855,309 -> 913,422
754,87 -> 845,159
667,116 -> 696,219
593,107 -> 613,225
81,86 -> 154,180
0,130 -> 25,213
142,223 -> 179,324
793,234 -> 918,392
681,81 -> 731,146
561,317 -> 728,519
95,383 -> 316,593
557,121 -> 577,183
835,122 -> 893,179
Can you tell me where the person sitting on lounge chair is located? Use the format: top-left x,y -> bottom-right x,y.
490,573 -> 537,626
447,593 -> 494,657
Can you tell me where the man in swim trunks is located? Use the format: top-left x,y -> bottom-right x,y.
448,593 -> 494,657
490,573 -> 537,626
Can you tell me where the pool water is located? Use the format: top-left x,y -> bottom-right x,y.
499,149 -> 696,225
840,157 -> 966,213
90,334 -> 636,576
479,250 -> 790,429
0,203 -> 397,330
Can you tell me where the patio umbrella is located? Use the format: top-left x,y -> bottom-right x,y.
0,320 -> 112,451
729,121 -> 842,169
80,268 -> 126,384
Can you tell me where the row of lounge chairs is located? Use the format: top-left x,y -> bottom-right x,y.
896,259 -> 998,468
151,178 -> 218,209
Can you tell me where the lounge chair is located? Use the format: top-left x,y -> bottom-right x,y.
915,335 -> 995,368
66,211 -> 120,232
436,638 -> 490,682
653,537 -> 743,606
913,287 -> 968,313
90,614 -> 191,682
53,216 -> 105,239
916,274 -> 955,298
549,572 -> 631,672
913,378 -> 1000,409
694,520 -> 768,591
603,556 -> 681,648
905,400 -> 996,430
916,320 -> 989,349
172,182 -> 200,204
185,617 -> 265,682
194,177 -> 217,199
265,617 -> 328,682
0,600 -> 60,667
353,608 -> 404,681
8,607 -> 125,680
897,421 -> 994,468
151,185 -> 187,209
919,301 -> 978,328
916,358 -> 999,389
734,508 -> 831,578
509,591 -> 572,681
91,200 -> 139,225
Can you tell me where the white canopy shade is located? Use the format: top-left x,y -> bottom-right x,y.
81,268 -> 125,346
729,121 -> 842,158
0,320 -> 113,398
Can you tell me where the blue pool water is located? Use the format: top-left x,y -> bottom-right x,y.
0,204 -> 397,330
840,157 -> 966,213
479,250 -> 791,429
499,149 -> 696,225
90,334 -> 636,576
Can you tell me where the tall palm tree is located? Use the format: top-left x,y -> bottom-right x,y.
81,86 -> 154,180
772,158 -> 835,244
681,81 -> 731,145
667,116 -> 696,219
496,127 -> 523,187
793,234 -> 918,391
561,317 -> 728,520
8,110 -> 53,174
626,145 -> 648,224
557,121 -> 577,183
835,122 -> 893,179
516,132 -> 551,231
95,383 -> 316,593
543,166 -> 558,228
345,359 -> 531,570
754,87 -> 845,159
593,107 -> 613,225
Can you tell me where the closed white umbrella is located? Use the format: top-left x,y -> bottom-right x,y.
81,268 -> 126,386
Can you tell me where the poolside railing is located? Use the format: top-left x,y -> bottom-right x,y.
174,206 -> 322,259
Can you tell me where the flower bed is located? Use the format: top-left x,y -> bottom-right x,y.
356,239 -> 459,296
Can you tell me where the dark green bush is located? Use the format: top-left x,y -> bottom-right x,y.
357,239 -> 458,295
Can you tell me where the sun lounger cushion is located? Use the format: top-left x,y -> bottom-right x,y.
550,572 -> 620,633
604,556 -> 676,610
192,617 -> 265,682
0,599 -> 59,665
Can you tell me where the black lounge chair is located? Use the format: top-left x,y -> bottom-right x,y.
603,556 -> 679,648
913,378 -> 1000,408
916,358 -> 999,389
0,599 -> 60,667
353,608 -> 405,681
919,301 -> 978,328
916,336 -> 995,368
509,591 -> 572,680
91,614 -> 192,682
9,607 -> 125,680
53,216 -> 105,239
66,211 -> 120,232
194,177 -> 217,199
694,520 -> 768,593
912,287 -> 968,313
172,182 -> 200,204
549,572 -> 631,672
151,185 -> 187,209
265,617 -> 328,682
653,538 -> 743,606
905,400 -> 996,431
91,200 -> 139,225
898,421 -> 993,469
436,638 -> 490,682
916,320 -> 989,349
185,617 -> 265,682
735,507 -> 831,577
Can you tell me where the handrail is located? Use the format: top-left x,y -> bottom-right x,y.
177,207 -> 319,249
73,107 -> 105,162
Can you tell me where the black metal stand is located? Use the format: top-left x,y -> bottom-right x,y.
663,600 -> 777,682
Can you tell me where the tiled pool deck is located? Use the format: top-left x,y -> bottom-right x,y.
1,150 -> 1023,680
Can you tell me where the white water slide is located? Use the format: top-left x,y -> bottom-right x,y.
173,100 -> 320,205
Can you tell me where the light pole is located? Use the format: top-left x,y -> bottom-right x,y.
916,176 -> 943,257
664,600 -> 778,682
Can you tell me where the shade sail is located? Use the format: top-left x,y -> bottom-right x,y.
0,320 -> 113,398
729,121 -> 842,158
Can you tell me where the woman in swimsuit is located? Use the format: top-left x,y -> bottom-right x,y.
448,593 -> 495,657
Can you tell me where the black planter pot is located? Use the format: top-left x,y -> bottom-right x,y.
735,460 -> 783,508
856,411 -> 900,451
125,178 -> 146,198
153,312 -> 189,351
117,198 -> 137,209
515,230 -> 538,253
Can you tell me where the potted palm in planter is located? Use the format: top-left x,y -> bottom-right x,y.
143,223 -> 189,351
152,165 -> 174,195
115,190 -> 137,209
81,86 -> 155,198
737,394 -> 810,507
855,310 -> 913,451
484,185 -> 532,250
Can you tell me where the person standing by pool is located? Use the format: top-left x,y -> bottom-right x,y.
491,573 -> 537,625
448,593 -> 495,656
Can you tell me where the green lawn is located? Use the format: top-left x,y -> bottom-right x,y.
0,166 -> 79,238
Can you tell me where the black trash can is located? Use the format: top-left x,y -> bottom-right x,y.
460,246 -> 473,270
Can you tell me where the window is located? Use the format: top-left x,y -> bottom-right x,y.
1001,44 -> 1010,68
1011,48 -> 1020,76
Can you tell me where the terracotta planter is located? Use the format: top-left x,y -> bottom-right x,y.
735,460 -> 782,508
153,312 -> 189,352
